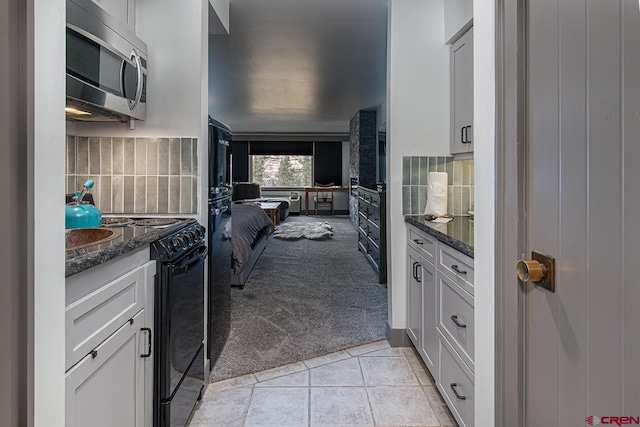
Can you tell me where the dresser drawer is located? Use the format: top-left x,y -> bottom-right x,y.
407,225 -> 438,264
438,244 -> 474,296
439,335 -> 474,427
438,273 -> 474,370
65,264 -> 146,370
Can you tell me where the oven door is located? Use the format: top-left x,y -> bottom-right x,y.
155,244 -> 206,427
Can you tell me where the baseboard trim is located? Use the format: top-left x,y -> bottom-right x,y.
385,320 -> 412,347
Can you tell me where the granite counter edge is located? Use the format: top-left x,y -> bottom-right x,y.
404,216 -> 474,258
65,231 -> 161,278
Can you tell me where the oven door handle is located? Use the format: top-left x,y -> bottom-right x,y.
172,246 -> 207,278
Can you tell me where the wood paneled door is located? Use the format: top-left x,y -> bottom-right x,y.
498,0 -> 640,425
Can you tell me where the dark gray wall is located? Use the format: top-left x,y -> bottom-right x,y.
0,0 -> 28,425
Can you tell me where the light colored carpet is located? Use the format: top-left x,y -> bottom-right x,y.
209,216 -> 388,382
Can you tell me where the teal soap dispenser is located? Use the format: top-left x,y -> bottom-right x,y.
65,180 -> 102,229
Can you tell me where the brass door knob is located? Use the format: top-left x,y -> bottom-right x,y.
516,260 -> 546,282
516,251 -> 556,292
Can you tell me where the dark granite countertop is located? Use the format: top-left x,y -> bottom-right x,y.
65,226 -> 160,278
404,215 -> 474,258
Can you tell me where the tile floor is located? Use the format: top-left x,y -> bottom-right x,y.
189,340 -> 458,427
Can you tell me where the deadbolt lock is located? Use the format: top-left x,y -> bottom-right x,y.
517,251 -> 556,292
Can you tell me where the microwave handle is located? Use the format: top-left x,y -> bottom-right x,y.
129,49 -> 144,112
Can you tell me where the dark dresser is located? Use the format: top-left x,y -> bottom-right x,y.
357,186 -> 387,284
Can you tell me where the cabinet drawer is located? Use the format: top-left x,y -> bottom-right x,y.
65,309 -> 145,427
438,335 -> 474,427
407,226 -> 438,264
367,202 -> 380,218
438,244 -> 474,296
66,264 -> 146,370
438,273 -> 474,370
358,228 -> 369,250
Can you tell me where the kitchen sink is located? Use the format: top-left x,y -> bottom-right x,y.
65,227 -> 122,252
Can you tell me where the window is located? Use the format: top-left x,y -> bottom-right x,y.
251,155 -> 313,188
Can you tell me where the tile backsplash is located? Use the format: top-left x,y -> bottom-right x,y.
66,136 -> 198,214
402,156 -> 474,215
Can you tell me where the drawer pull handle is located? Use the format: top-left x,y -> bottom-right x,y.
413,239 -> 424,245
450,383 -> 467,400
451,315 -> 467,328
141,327 -> 152,358
91,350 -> 98,358
451,264 -> 467,275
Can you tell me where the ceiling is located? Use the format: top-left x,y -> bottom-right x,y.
208,0 -> 388,135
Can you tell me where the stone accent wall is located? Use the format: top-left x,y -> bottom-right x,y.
349,110 -> 378,227
65,135 -> 198,214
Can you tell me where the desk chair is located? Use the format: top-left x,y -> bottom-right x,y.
314,182 -> 334,216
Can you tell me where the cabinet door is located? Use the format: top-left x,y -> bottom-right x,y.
91,0 -> 135,30
66,310 -> 148,427
419,260 -> 438,374
406,248 -> 423,347
450,27 -> 474,154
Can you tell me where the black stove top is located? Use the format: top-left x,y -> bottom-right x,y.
132,218 -> 183,228
101,217 -> 185,229
101,217 -> 135,227
100,217 -> 206,261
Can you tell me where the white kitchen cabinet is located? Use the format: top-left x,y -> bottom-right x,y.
91,0 -> 136,31
65,248 -> 155,427
450,27 -> 474,155
406,224 -> 474,427
418,253 -> 438,373
66,309 -> 147,427
407,248 -> 423,347
407,246 -> 439,373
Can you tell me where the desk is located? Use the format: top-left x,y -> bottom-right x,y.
259,202 -> 281,232
304,186 -> 349,215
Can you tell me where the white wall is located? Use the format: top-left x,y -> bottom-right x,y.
66,0 -> 210,224
387,0 -> 450,330
443,0 -> 473,43
198,0 -> 210,228
29,0 -> 67,425
473,0 -> 495,425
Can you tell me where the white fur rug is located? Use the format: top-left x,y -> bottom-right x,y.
273,222 -> 334,240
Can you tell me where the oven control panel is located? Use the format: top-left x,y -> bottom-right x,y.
153,221 -> 206,261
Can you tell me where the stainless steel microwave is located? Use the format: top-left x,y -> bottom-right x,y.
66,0 -> 148,122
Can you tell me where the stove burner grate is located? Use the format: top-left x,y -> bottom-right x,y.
133,218 -> 182,228
101,217 -> 134,227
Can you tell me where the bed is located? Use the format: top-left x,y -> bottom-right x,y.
231,203 -> 273,288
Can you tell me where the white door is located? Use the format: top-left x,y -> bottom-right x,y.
518,0 -> 640,425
